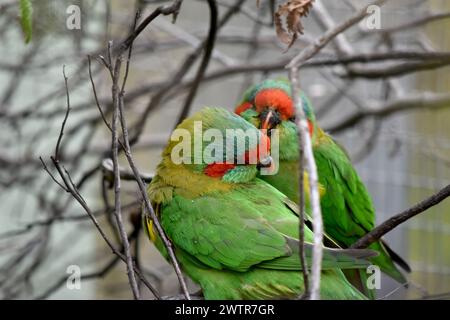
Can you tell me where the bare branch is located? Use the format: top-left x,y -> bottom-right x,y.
38,157 -> 68,192
111,54 -> 141,300
129,0 -> 246,146
102,158 -> 153,183
118,0 -> 183,56
88,55 -> 112,131
174,0 -> 218,126
117,85 -> 191,300
54,66 -> 71,160
289,70 -> 309,298
109,14 -> 191,298
41,135 -> 159,299
342,59 -> 450,79
289,66 -> 324,300
287,0 -> 387,68
366,12 -> 450,34
351,184 -> 450,249
328,92 -> 450,133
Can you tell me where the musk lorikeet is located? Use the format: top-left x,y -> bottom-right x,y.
235,79 -> 410,298
143,107 -> 376,300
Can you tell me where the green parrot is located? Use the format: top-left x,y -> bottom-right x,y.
235,79 -> 410,298
142,107 -> 377,300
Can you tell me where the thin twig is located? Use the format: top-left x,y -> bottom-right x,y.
351,184 -> 450,249
110,54 -> 141,300
35,256 -> 120,300
88,55 -> 113,132
122,8 -> 191,300
121,10 -> 140,94
118,0 -> 183,55
54,66 -> 71,161
0,201 -> 139,240
34,224 -> 151,299
102,158 -> 153,183
117,85 -> 191,300
289,68 -> 323,300
342,59 -> 450,79
39,104 -> 159,299
328,92 -> 450,133
129,0 -> 246,145
38,157 -> 68,192
29,49 -> 450,121
174,0 -> 218,126
86,5 -> 193,299
365,12 -> 450,34
115,17 -> 191,298
286,0 -> 388,300
290,72 -> 309,298
287,0 -> 388,68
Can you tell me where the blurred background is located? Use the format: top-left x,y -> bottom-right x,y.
0,0 -> 449,299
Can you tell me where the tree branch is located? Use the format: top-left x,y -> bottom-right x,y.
110,53 -> 141,300
289,70 -> 310,298
117,0 -> 183,56
290,67 -> 323,300
328,92 -> 450,133
351,184 -> 450,249
287,0 -> 388,68
102,158 -> 153,183
39,68 -> 158,299
117,84 -> 191,300
40,119 -> 159,300
174,0 -> 218,127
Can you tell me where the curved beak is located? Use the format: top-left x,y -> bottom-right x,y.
261,110 -> 274,131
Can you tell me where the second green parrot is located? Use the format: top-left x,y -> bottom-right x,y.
235,79 -> 410,298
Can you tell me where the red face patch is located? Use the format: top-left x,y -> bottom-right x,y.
254,89 -> 294,120
204,163 -> 236,177
234,101 -> 253,115
243,132 -> 271,164
307,119 -> 314,136
203,133 -> 271,178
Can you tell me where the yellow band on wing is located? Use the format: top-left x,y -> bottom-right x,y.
304,171 -> 326,197
145,216 -> 157,243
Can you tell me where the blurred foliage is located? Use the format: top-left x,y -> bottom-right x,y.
19,0 -> 32,43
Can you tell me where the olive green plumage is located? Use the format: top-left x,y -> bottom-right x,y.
237,79 -> 410,298
143,107 -> 375,300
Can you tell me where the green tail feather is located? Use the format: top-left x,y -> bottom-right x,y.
369,241 -> 408,285
343,269 -> 376,300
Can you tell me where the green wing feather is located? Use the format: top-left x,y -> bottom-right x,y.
314,137 -> 375,239
144,179 -> 371,299
314,135 -> 407,284
158,179 -> 375,273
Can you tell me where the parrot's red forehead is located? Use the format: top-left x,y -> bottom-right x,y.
254,88 -> 294,120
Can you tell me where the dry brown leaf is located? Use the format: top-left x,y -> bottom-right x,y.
274,0 -> 314,50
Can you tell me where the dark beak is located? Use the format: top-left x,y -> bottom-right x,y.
261,110 -> 281,131
257,155 -> 273,168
